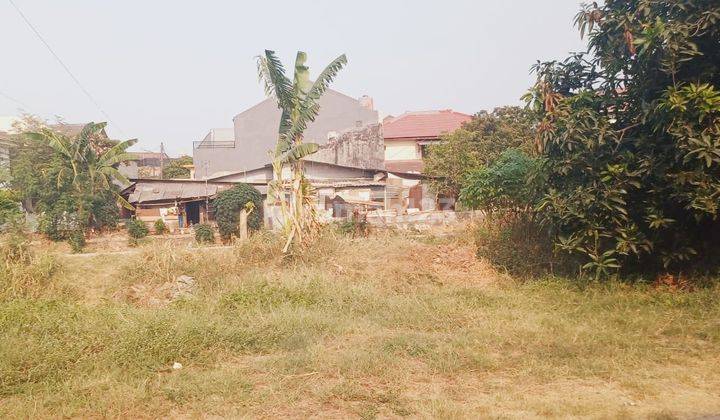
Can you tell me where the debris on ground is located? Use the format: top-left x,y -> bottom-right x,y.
124,275 -> 197,306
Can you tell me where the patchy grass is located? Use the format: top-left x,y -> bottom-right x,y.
1,227 -> 719,418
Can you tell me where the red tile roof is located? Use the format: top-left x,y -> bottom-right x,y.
383,110 -> 472,139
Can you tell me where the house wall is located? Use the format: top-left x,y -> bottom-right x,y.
194,90 -> 379,177
210,166 -> 273,183
384,139 -> 419,161
300,162 -> 378,180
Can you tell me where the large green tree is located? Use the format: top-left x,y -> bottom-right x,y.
256,50 -> 346,252
13,122 -> 136,246
424,106 -> 535,197
526,0 -> 720,276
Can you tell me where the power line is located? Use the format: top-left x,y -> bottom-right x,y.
7,0 -> 127,136
0,89 -> 31,110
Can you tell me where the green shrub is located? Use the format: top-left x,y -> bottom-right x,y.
37,196 -> 79,242
194,223 -> 215,244
126,219 -> 149,246
0,190 -> 22,227
0,219 -> 32,265
423,106 -> 536,197
459,149 -> 540,213
337,219 -> 370,238
67,229 -> 86,254
88,191 -> 120,231
154,219 -> 168,235
213,184 -> 263,242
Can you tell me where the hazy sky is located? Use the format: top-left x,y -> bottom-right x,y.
0,1 -> 587,156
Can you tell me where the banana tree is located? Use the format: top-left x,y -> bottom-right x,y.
27,122 -> 137,224
257,50 -> 346,252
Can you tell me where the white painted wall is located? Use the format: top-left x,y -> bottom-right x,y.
384,140 -> 419,161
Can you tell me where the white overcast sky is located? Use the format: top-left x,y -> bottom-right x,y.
0,0 -> 587,156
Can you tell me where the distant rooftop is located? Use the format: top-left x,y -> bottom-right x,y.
132,151 -> 169,160
383,109 -> 472,139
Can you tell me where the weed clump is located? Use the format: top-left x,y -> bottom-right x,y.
194,223 -> 215,244
126,219 -> 149,246
474,216 -> 573,277
336,218 -> 370,238
154,219 -> 169,235
0,221 -> 61,299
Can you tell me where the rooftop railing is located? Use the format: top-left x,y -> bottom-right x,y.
193,140 -> 236,149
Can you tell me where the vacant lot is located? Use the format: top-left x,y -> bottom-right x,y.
1,227 -> 719,418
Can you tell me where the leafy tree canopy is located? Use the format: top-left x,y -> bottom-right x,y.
9,118 -> 136,248
526,0 -> 720,276
459,149 -> 539,214
162,155 -> 193,179
424,106 -> 535,197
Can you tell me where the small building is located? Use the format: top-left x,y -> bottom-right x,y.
206,160 -> 436,226
121,178 -> 267,232
122,158 -> 448,231
383,110 -> 472,173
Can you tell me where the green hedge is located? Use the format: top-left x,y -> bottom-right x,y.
213,184 -> 263,241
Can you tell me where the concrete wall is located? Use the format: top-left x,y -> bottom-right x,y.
194,90 -> 379,177
367,210 -> 483,230
210,166 -> 273,183
301,161 -> 378,180
312,124 -> 384,169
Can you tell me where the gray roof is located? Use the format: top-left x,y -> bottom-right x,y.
127,179 -> 267,204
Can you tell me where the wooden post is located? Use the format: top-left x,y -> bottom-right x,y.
239,209 -> 248,241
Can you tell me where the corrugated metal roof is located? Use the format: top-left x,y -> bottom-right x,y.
127,180 -> 266,204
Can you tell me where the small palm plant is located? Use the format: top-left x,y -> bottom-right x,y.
256,50 -> 346,252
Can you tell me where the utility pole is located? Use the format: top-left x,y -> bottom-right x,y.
204,161 -> 209,219
159,142 -> 165,179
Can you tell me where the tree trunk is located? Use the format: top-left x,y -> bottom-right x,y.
239,209 -> 248,241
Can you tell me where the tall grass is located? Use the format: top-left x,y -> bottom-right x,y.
1,226 -> 719,417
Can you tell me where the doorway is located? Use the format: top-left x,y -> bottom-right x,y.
185,202 -> 201,225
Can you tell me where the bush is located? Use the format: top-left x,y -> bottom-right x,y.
154,219 -> 168,235
459,149 -> 540,213
0,219 -> 32,265
337,219 -> 370,238
0,190 -> 22,227
474,215 -> 573,277
67,229 -> 86,254
194,223 -> 215,244
213,184 -> 263,242
88,192 -> 120,231
126,219 -> 149,246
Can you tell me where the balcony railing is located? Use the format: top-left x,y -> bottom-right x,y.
193,140 -> 236,149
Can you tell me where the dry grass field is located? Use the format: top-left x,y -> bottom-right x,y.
1,226 -> 719,418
